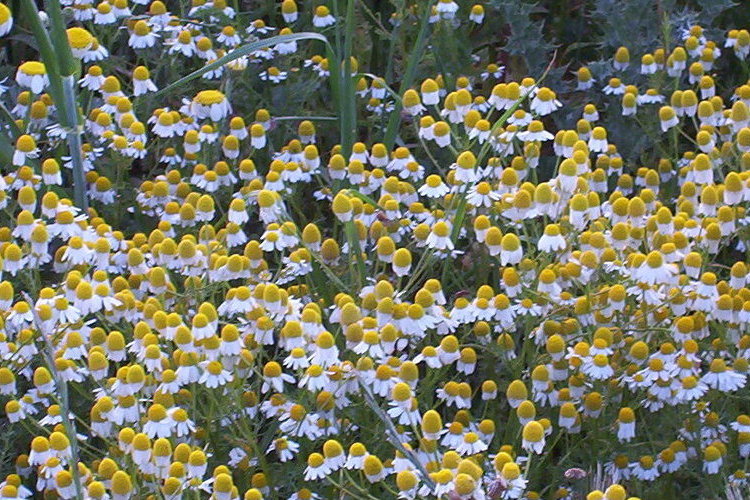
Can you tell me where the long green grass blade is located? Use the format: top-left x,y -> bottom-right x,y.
18,0 -> 68,120
346,189 -> 384,210
383,0 -> 436,150
339,0 -> 357,158
47,0 -> 88,210
45,0 -> 78,76
0,130 -> 15,166
61,75 -> 89,210
326,42 -> 342,144
155,33 -> 330,97
22,0 -> 88,210
23,291 -> 85,500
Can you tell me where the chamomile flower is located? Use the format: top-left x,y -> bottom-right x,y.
522,421 -> 546,454
198,360 -> 233,388
574,66 -> 595,91
129,20 -> 159,49
259,67 -> 288,83
16,61 -> 48,94
469,4 -> 485,24
313,6 -> 335,27
702,358 -> 746,391
466,182 -> 499,207
191,90 -> 232,121
436,0 -> 459,19
12,135 -> 38,166
538,224 -> 566,252
0,2 -> 12,36
132,66 -> 158,96
67,27 -> 94,58
531,88 -> 562,115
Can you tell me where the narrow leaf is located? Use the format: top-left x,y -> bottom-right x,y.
383,0 -> 436,150
45,0 -> 78,77
154,33 -> 330,97
0,130 -> 14,166
18,0 -> 70,122
339,0 -> 357,157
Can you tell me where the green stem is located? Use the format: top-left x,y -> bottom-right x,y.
340,0 -> 357,157
23,292 -> 84,500
61,75 -> 88,210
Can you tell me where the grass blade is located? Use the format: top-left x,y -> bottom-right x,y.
358,380 -> 439,493
0,130 -> 15,166
154,33 -> 330,97
18,0 -> 68,119
46,0 -> 88,210
346,188 -> 384,210
61,75 -> 89,210
22,0 -> 88,209
45,0 -> 78,77
383,0 -> 436,150
326,41 -> 342,140
23,291 -> 85,500
339,0 -> 357,158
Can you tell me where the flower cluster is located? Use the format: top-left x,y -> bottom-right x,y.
0,1 -> 749,499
